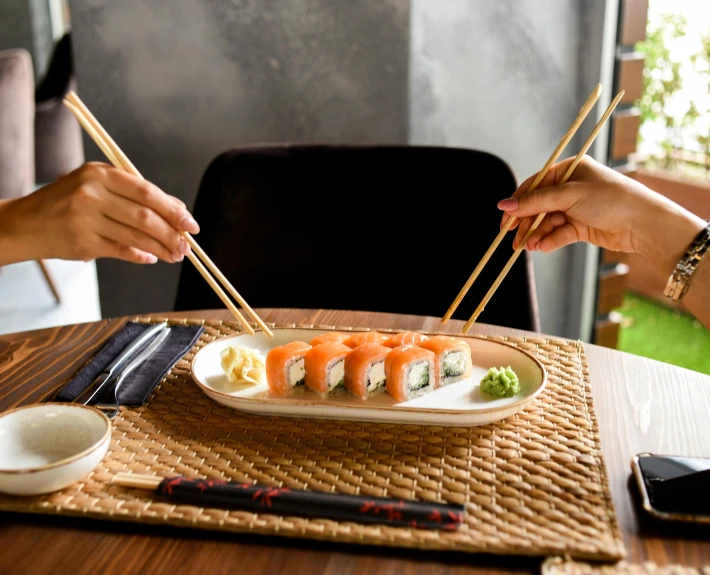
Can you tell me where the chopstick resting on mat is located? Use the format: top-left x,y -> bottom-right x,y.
461,89 -> 625,334
63,92 -> 273,338
441,83 -> 603,326
113,473 -> 466,530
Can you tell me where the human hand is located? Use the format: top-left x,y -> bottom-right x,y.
7,162 -> 199,265
497,155 -> 681,255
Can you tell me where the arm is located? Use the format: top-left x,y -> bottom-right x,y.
498,156 -> 710,329
0,198 -> 38,265
634,201 -> 709,327
0,163 -> 199,267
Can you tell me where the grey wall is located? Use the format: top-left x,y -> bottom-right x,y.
66,0 -> 612,337
68,0 -> 410,319
410,0 -> 609,338
0,0 -> 54,79
0,1 -> 33,63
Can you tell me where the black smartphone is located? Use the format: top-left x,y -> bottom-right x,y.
631,452 -> 710,523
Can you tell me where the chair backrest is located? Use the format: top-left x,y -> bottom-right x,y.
35,33 -> 74,105
174,144 -> 540,332
34,33 -> 84,183
0,49 -> 34,201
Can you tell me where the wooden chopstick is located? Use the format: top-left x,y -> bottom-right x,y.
63,98 -> 255,336
63,92 -> 273,338
113,472 -> 163,489
461,89 -> 625,334
441,83 -> 603,325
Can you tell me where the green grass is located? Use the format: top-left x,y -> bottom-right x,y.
615,293 -> 710,375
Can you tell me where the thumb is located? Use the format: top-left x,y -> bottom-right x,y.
497,182 -> 581,218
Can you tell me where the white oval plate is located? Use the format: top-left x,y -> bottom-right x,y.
191,328 -> 547,427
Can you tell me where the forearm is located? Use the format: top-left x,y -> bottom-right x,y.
0,197 -> 45,266
682,255 -> 710,330
634,200 -> 710,329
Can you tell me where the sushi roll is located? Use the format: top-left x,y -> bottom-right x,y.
309,332 -> 351,346
265,341 -> 312,395
383,331 -> 429,349
343,331 -> 390,348
419,336 -> 473,387
304,342 -> 351,397
343,343 -> 390,400
385,345 -> 437,402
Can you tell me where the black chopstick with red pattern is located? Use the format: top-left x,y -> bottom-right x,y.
114,474 -> 465,530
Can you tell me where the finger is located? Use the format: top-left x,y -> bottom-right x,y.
99,166 -> 200,234
99,216 -> 184,263
498,180 -> 583,220
510,215 -> 534,245
96,237 -> 159,265
99,190 -> 189,258
500,211 -> 521,231
514,156 -> 578,197
501,157 -> 578,228
517,212 -> 566,250
536,222 -> 581,253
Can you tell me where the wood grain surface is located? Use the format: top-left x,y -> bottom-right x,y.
1,308 -> 709,575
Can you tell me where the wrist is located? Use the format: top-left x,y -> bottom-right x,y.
0,196 -> 46,265
634,198 -> 706,277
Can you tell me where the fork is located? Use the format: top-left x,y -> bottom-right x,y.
95,326 -> 171,419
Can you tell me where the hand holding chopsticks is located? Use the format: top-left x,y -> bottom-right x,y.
440,83 -> 604,326
439,83 -> 624,334
63,92 -> 273,338
460,89 -> 624,333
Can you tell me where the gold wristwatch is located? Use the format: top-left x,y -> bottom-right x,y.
663,224 -> 710,302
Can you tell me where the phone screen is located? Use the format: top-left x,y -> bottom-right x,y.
636,455 -> 710,517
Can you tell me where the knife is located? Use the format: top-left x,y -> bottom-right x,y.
73,321 -> 168,406
95,325 -> 171,418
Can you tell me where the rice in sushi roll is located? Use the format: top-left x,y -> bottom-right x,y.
419,335 -> 473,387
265,341 -> 312,395
343,343 -> 390,400
385,345 -> 437,402
304,342 -> 351,397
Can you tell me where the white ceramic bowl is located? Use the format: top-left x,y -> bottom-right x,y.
0,403 -> 111,496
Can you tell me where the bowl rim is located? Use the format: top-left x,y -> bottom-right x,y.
0,402 -> 112,475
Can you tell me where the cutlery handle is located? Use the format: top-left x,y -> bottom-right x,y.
73,321 -> 168,406
114,327 -> 170,389
96,326 -> 171,414
156,477 -> 465,530
104,321 -> 168,376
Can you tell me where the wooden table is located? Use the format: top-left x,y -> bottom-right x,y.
1,308 -> 709,574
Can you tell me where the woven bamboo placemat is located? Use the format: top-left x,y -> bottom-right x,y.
0,319 -> 625,560
542,557 -> 710,575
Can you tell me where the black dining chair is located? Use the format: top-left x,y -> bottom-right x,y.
174,144 -> 540,332
34,32 -> 84,184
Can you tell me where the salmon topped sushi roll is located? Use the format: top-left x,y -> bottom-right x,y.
309,332 -> 351,346
385,345 -> 437,402
383,331 -> 429,349
343,331 -> 390,348
304,342 -> 351,397
266,341 -> 312,395
420,336 -> 473,387
343,343 -> 390,400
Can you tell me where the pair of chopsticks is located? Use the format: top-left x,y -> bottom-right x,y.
113,472 -> 465,530
62,92 -> 273,338
442,83 -> 625,334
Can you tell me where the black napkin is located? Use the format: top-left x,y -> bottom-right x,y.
55,322 -> 204,405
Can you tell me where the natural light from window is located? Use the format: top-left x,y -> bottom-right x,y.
635,0 -> 710,179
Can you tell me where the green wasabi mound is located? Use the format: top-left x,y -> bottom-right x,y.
480,366 -> 520,398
